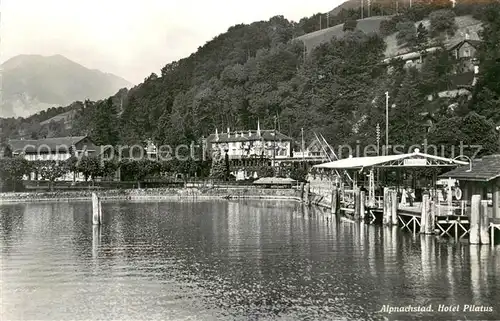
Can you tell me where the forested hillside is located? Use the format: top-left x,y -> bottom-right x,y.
1,1 -> 499,159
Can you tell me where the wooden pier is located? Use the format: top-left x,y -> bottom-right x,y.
302,185 -> 499,245
308,150 -> 500,245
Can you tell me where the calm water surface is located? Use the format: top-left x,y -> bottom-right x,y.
1,200 -> 499,321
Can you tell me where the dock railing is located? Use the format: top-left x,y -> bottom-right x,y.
435,200 -> 468,217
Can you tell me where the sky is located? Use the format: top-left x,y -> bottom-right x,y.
1,0 -> 344,84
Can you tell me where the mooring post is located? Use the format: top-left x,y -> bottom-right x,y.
305,183 -> 311,206
92,192 -> 101,225
420,194 -> 430,234
428,200 -> 436,234
354,187 -> 361,220
470,195 -> 481,244
480,200 -> 490,245
383,187 -> 390,225
360,190 -> 366,220
493,184 -> 500,219
331,186 -> 338,215
391,190 -> 398,225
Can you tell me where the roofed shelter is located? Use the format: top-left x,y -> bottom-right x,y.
440,154 -> 500,219
313,149 -> 469,205
313,149 -> 468,171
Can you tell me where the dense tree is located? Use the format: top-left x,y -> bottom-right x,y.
471,2 -> 500,123
76,156 -> 102,183
416,23 -> 429,49
343,19 -> 358,32
429,9 -> 458,37
91,98 -> 119,146
34,160 -> 70,191
0,157 -> 31,191
396,21 -> 417,46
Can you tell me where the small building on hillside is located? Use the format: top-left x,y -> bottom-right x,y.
448,39 -> 482,73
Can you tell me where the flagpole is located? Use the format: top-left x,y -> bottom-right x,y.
385,91 -> 389,155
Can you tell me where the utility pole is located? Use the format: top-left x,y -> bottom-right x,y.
273,116 -> 277,173
376,123 -> 380,156
368,0 -> 371,17
385,91 -> 389,155
396,0 -> 399,14
301,128 -> 305,163
361,0 -> 364,19
326,12 -> 330,28
319,14 -> 322,30
376,123 -> 380,186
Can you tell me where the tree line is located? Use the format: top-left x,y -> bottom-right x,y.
1,2 -> 499,164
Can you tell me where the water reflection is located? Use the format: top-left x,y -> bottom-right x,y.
0,200 -> 499,320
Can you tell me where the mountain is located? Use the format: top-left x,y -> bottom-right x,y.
0,54 -> 132,118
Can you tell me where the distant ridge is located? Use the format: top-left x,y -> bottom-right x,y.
0,54 -> 133,118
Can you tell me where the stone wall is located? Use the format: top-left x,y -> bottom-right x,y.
0,187 -> 302,203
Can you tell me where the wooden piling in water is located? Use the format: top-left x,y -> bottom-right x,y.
429,200 -> 436,234
304,183 -> 310,206
354,187 -> 361,220
391,190 -> 398,225
98,196 -> 103,224
331,186 -> 339,215
360,191 -> 366,220
420,194 -> 430,234
470,195 -> 481,244
92,192 -> 101,225
383,187 -> 390,225
480,200 -> 490,245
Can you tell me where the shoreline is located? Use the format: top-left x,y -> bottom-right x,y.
0,187 -> 303,204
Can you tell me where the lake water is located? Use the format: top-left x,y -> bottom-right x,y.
1,200 -> 499,321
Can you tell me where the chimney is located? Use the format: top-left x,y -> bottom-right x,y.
249,130 -> 252,137
227,127 -> 230,138
257,120 -> 261,136
215,128 -> 219,141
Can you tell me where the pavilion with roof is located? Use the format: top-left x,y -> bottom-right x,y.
313,149 -> 468,206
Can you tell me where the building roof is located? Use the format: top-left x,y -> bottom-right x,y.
8,136 -> 88,153
253,177 -> 296,185
207,130 -> 293,144
313,150 -> 468,170
447,39 -> 483,52
382,46 -> 440,63
439,155 -> 500,182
